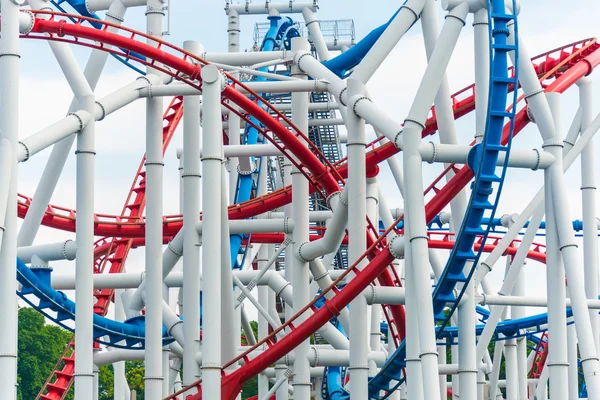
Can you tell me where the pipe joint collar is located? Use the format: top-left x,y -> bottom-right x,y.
541,141 -> 564,150
293,50 -> 312,72
531,148 -> 541,171
400,3 -> 419,20
167,319 -> 183,336
326,190 -> 343,209
389,236 -> 405,259
445,3 -> 469,26
237,162 -> 256,175
19,10 -> 35,34
105,10 -> 125,22
348,94 -> 371,118
18,141 -> 29,162
297,242 -> 313,262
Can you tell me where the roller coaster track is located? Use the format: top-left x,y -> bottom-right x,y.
12,10 -> 600,400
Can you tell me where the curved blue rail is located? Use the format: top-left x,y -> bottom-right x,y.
16,258 -> 174,349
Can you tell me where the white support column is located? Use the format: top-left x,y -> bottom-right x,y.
227,9 -> 241,204
200,64 -> 224,399
144,1 -> 165,397
257,245 -> 271,398
346,78 -> 369,399
74,93 -> 96,399
473,8 -> 490,143
366,178 -> 380,376
182,40 -> 202,386
114,289 -> 127,400
402,5 -> 469,398
290,37 -> 312,400
302,8 -> 331,61
544,93 -> 569,399
0,0 -> 19,397
578,77 -> 599,354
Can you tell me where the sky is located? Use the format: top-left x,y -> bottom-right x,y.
14,0 -> 600,324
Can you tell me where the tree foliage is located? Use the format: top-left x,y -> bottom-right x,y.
17,307 -> 73,400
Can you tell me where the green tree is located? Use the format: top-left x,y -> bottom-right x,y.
17,307 -> 73,400
126,361 -> 145,399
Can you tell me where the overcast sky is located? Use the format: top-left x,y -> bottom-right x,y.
15,0 -> 600,322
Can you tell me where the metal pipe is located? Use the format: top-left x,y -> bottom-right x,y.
74,93 -> 96,398
302,8 -> 330,61
182,40 -> 202,386
290,36 -> 312,400
578,77 -> 599,354
225,2 -> 317,14
351,0 -> 426,84
17,240 -> 77,263
347,77 -> 369,399
200,64 -> 224,398
0,0 -> 19,396
144,3 -> 166,397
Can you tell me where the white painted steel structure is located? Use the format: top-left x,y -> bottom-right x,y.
0,1 -> 598,400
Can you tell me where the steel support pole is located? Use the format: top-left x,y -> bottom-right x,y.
200,65 -> 224,399
257,245 -> 270,398
115,289 -> 127,400
578,77 -> 599,354
290,36 -> 312,400
366,178 -> 380,376
144,1 -> 165,397
220,165 -> 237,379
227,9 -> 241,204
473,8 -> 490,143
74,94 -> 96,399
420,3 -> 472,398
402,6 -> 469,397
0,1 -> 19,396
544,93 -> 569,399
182,40 -> 202,386
347,78 -> 369,399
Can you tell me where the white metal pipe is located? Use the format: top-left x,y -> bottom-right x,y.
473,9 -> 490,142
182,40 -> 202,385
0,140 -> 11,256
17,240 -> 77,263
144,4 -> 166,396
302,8 -> 331,61
347,78 -> 369,399
578,77 -> 599,355
114,289 -> 127,400
74,93 -> 96,399
0,0 -> 19,395
17,111 -> 92,162
290,36 -> 311,400
200,65 -> 224,398
543,93 -> 569,398
567,316 -> 579,399
86,0 -> 146,12
196,218 -> 294,235
256,248 -> 270,398
225,2 -> 317,14
404,5 -> 469,396
351,0 -> 426,84
140,79 -> 329,97
298,189 -> 347,261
